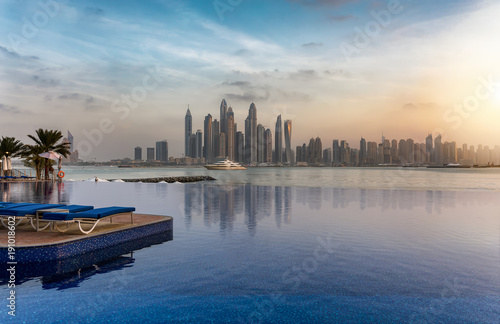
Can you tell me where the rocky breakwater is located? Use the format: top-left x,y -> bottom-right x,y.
121,176 -> 215,183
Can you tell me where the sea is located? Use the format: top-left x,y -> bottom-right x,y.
1,167 -> 499,323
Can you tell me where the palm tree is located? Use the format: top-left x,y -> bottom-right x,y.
22,145 -> 45,180
0,137 -> 25,176
0,137 -> 25,158
27,129 -> 70,180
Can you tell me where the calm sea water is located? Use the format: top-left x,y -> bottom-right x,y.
63,165 -> 500,190
1,168 -> 499,323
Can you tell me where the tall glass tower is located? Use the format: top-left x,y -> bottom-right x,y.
204,114 -> 213,163
185,107 -> 192,157
284,120 -> 292,163
245,103 -> 257,163
275,115 -> 282,163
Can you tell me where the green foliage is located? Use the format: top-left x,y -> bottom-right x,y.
0,137 -> 25,158
26,129 -> 70,180
27,129 -> 70,158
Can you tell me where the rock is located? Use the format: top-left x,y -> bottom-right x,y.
117,176 -> 216,183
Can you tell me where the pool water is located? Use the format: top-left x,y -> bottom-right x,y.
1,180 -> 499,323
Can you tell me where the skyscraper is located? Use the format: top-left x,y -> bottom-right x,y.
367,141 -> 377,164
383,139 -> 391,164
257,124 -> 265,163
274,115 -> 282,163
340,140 -> 349,164
155,140 -> 168,162
67,131 -> 74,151
195,130 -> 203,159
227,107 -> 235,161
245,103 -> 257,163
189,134 -> 196,158
391,139 -> 398,163
406,138 -> 414,163
332,140 -> 340,164
264,128 -> 272,162
398,139 -> 407,163
359,138 -> 366,165
212,119 -> 220,158
426,134 -> 433,163
147,148 -> 155,161
315,137 -> 323,163
323,148 -> 332,165
220,99 -> 228,133
434,134 -> 443,165
204,114 -> 213,163
134,147 -> 142,161
235,131 -> 244,163
185,107 -> 192,157
284,120 -> 292,163
219,133 -> 226,158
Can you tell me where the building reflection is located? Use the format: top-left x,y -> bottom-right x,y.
0,231 -> 172,288
181,183 -> 497,234
0,181 -> 69,204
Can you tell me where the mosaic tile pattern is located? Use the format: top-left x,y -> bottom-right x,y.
0,218 -> 172,263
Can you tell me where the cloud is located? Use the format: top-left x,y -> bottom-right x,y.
58,93 -> 82,100
289,69 -> 318,79
234,49 -> 252,56
0,104 -> 21,114
402,103 -> 436,110
57,92 -> 99,110
84,7 -> 104,17
222,81 -> 252,87
222,80 -> 269,102
32,75 -> 60,88
288,0 -> 357,7
302,42 -> 323,48
328,14 -> 354,22
0,46 -> 39,61
225,91 -> 270,102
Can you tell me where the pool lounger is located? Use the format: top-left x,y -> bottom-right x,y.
42,206 -> 136,235
0,203 -> 65,228
35,205 -> 95,231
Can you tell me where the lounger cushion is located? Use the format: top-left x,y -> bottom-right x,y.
43,206 -> 135,221
53,205 -> 94,213
0,202 -> 16,208
0,204 -> 65,216
0,202 -> 35,209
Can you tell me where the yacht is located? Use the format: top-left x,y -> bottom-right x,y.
204,159 -> 247,170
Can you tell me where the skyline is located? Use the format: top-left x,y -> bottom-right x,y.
134,101 -> 500,166
1,0 -> 500,161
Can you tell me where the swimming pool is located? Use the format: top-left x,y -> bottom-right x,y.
1,181 -> 499,323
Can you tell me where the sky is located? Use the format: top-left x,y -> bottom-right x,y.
1,0 -> 500,161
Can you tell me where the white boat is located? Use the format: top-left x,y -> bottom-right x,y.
204,159 -> 247,170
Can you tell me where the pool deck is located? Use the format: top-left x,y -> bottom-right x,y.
0,214 -> 170,247
0,214 -> 173,262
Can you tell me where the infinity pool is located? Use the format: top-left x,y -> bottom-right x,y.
1,181 -> 499,323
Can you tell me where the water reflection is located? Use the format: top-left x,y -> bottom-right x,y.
0,231 -> 172,288
182,183 -> 499,234
1,181 -> 69,204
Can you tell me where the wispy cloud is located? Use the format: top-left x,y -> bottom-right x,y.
288,0 -> 358,7
0,104 -> 21,114
328,14 -> 354,22
0,46 -> 39,61
302,42 -> 323,48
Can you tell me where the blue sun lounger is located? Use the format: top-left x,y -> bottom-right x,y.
0,203 -> 94,230
0,203 -> 65,227
42,206 -> 136,234
35,205 -> 95,231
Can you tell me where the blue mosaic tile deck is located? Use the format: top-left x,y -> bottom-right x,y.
0,217 -> 172,263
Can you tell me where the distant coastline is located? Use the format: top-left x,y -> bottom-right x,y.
54,162 -> 500,169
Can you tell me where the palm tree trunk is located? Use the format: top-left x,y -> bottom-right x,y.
44,160 -> 49,180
